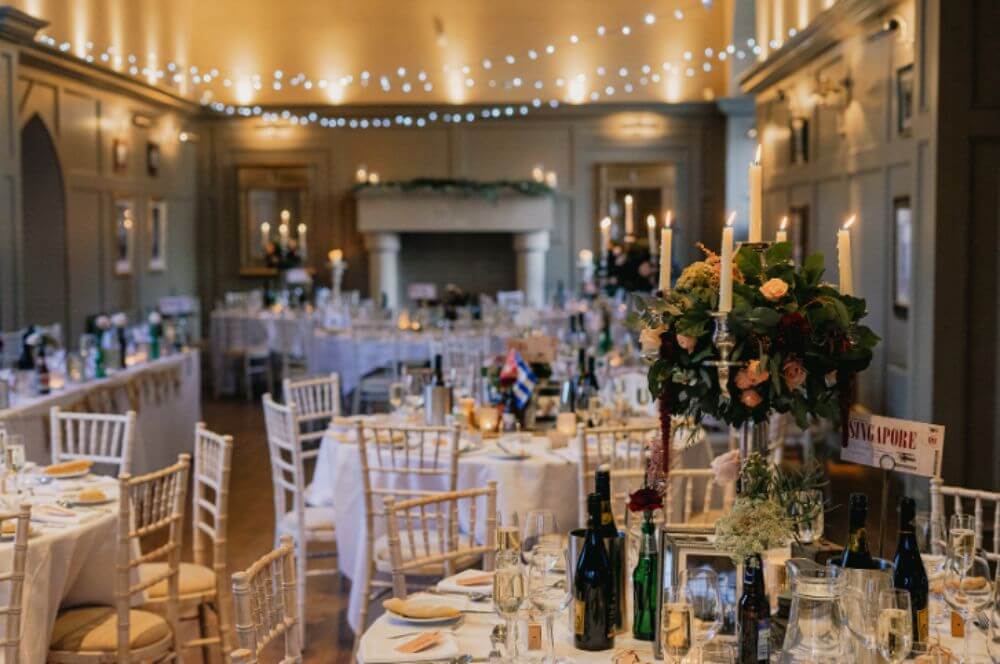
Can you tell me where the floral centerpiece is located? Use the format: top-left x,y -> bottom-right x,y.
629,242 -> 880,478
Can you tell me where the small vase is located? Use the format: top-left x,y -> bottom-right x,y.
631,515 -> 659,641
739,419 -> 770,461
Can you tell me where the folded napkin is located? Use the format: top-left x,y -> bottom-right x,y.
362,628 -> 459,663
382,597 -> 462,620
436,569 -> 493,595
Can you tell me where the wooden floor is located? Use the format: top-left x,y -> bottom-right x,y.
190,396 -> 906,663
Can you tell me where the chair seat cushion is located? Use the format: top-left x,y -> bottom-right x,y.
49,606 -> 171,651
140,562 -> 217,598
373,531 -> 482,575
277,506 -> 336,542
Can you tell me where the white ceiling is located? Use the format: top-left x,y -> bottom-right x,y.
14,0 -> 744,107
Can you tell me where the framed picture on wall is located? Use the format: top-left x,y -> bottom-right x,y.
896,64 -> 915,136
788,204 -> 810,266
789,117 -> 809,165
148,198 -> 167,271
113,198 -> 135,276
112,138 -> 128,173
146,142 -> 161,176
893,196 -> 912,318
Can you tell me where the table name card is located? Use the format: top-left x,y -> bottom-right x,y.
505,336 -> 557,364
841,413 -> 946,477
407,282 -> 437,300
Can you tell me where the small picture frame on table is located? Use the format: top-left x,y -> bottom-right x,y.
655,526 -> 742,659
896,64 -> 915,136
892,196 -> 912,318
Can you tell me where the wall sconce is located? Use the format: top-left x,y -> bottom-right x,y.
178,130 -> 199,143
132,113 -> 153,128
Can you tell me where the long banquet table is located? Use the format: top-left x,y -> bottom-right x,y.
0,350 -> 201,473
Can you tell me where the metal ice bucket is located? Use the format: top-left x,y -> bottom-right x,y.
567,528 -> 629,635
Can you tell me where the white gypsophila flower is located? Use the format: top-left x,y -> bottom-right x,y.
95,315 -> 111,330
148,311 -> 162,325
25,332 -> 41,346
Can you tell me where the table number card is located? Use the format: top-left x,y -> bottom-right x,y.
841,413 -> 946,477
505,336 -> 557,364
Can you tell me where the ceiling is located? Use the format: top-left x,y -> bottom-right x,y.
12,0 -> 747,108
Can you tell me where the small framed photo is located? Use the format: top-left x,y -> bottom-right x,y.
896,64 -> 915,136
112,138 -> 128,173
656,528 -> 742,658
148,198 -> 167,272
146,142 -> 161,176
892,196 -> 912,317
113,197 -> 135,276
789,117 -> 809,165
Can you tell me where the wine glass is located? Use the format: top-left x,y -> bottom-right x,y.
949,514 -> 977,571
660,587 -> 693,663
944,549 -> 994,663
4,435 -> 25,495
494,562 -> 526,661
877,589 -> 913,663
527,545 -> 571,664
915,510 -> 948,556
521,509 -> 560,565
495,511 -> 521,555
402,369 -> 425,409
697,641 -> 735,663
388,382 -> 405,412
679,568 -> 723,652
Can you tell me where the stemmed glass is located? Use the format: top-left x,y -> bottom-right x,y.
388,382 -> 405,413
660,586 -> 693,663
3,435 -> 25,496
877,589 -> 913,664
520,509 -> 560,565
402,370 -> 425,409
679,568 -> 723,654
527,545 -> 572,664
494,561 -> 526,662
915,510 -> 949,627
944,547 -> 994,663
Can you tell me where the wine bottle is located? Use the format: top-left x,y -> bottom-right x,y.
737,556 -> 770,664
893,496 -> 929,651
35,345 -> 51,395
594,468 -> 618,538
431,354 -> 444,386
598,309 -> 613,356
587,356 -> 600,393
594,468 -> 621,633
841,493 -> 878,569
117,326 -> 128,369
573,492 -> 614,651
575,349 -> 592,421
631,517 -> 658,641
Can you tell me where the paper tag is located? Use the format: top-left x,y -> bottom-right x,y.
456,573 -> 493,586
527,622 -> 542,650
395,631 -> 442,653
840,413 -> 946,477
950,610 -> 964,638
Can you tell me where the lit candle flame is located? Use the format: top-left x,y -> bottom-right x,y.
754,144 -> 762,164
261,222 -> 270,233
600,216 -> 612,229
624,194 -> 633,205
780,215 -> 788,230
297,223 -> 307,233
646,214 -> 656,229
725,211 -> 736,227
280,209 -> 290,222
843,214 -> 856,230
664,210 -> 673,228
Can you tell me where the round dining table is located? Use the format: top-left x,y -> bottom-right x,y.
0,469 -> 124,664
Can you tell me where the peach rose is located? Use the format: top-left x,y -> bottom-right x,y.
711,449 -> 741,485
740,389 -> 763,408
825,370 -> 838,387
759,277 -> 789,301
677,334 -> 697,354
735,369 -> 754,390
639,325 -> 668,355
782,358 -> 807,391
735,360 -> 768,390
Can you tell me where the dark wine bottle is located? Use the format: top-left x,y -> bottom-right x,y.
594,468 -> 618,538
737,556 -> 770,664
35,345 -> 51,395
598,308 -> 613,356
431,353 -> 444,386
594,468 -> 621,633
587,356 -> 600,392
573,492 -> 615,651
841,493 -> 878,569
893,496 -> 929,651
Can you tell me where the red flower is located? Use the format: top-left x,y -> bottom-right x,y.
776,312 -> 811,353
628,487 -> 664,513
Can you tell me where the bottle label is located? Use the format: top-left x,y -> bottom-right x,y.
757,624 -> 770,660
601,511 -> 612,526
916,607 -> 929,643
573,599 -> 585,636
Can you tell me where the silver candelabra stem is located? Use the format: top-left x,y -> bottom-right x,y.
331,261 -> 347,302
706,311 -> 743,398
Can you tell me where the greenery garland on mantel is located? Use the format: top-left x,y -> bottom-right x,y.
353,178 -> 554,202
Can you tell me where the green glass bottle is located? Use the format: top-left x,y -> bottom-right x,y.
149,324 -> 161,360
94,342 -> 106,379
598,309 -> 614,356
631,516 -> 659,641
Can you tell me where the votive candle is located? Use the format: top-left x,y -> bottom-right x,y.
837,215 -> 856,296
659,211 -> 673,293
719,212 -> 736,312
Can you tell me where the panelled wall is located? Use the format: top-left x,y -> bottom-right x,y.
198,106 -> 726,308
0,35 -> 200,341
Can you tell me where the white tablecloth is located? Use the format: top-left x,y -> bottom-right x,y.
0,351 -> 201,474
309,429 -> 581,632
1,473 -> 124,664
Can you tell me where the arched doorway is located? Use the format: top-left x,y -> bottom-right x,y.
20,115 -> 68,334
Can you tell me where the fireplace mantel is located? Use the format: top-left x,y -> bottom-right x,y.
356,190 -> 555,308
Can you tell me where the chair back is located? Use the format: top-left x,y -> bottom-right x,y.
193,423 -> 234,651
49,407 -> 136,475
119,455 -> 190,661
0,504 -> 29,664
384,482 -> 497,598
282,373 -> 342,447
579,424 -> 657,523
262,395 -> 309,535
930,478 -> 1000,563
231,535 -> 301,663
662,468 -> 730,525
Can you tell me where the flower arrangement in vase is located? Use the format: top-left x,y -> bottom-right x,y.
629,241 -> 880,480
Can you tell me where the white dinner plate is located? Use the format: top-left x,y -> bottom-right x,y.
384,609 -> 463,625
46,469 -> 90,480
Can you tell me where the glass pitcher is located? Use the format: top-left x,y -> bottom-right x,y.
779,558 -> 854,663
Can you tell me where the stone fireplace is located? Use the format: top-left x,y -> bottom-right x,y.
356,190 -> 554,308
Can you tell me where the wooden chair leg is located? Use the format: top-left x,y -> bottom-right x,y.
297,544 -> 308,647
197,602 -> 212,664
353,560 -> 375,657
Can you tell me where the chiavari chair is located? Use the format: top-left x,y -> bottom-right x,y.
0,504 -> 30,664
49,407 -> 136,476
930,478 -> 1000,564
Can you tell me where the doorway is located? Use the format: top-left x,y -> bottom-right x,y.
20,115 -> 68,334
